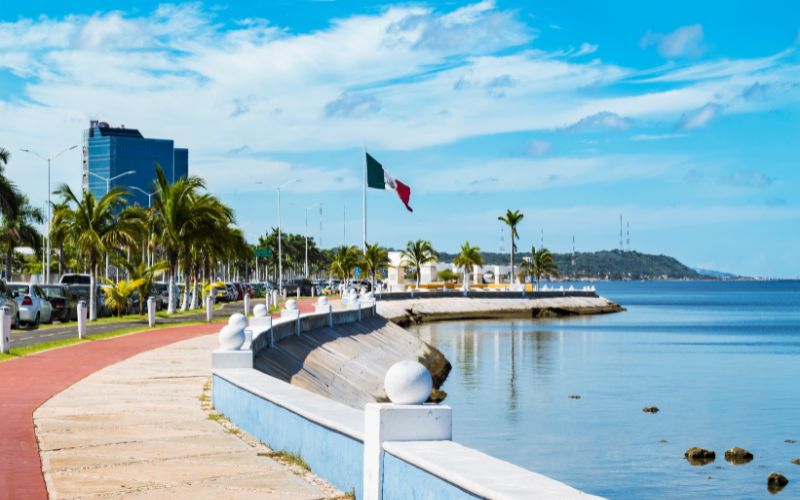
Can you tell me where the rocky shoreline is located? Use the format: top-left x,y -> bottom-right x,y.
376,295 -> 624,327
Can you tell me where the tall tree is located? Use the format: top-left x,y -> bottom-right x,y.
453,242 -> 483,287
52,185 -> 142,320
0,147 -> 18,219
520,245 -> 559,291
362,242 -> 389,290
498,209 -> 524,284
330,245 -> 361,283
152,164 -> 231,313
1,191 -> 44,280
401,240 -> 437,289
120,259 -> 169,314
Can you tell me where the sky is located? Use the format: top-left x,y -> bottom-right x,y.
1,0 -> 799,278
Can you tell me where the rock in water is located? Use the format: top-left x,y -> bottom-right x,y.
767,473 -> 789,494
642,406 -> 659,413
790,459 -> 800,466
786,439 -> 797,444
724,447 -> 754,465
568,395 -> 581,400
685,447 -> 716,466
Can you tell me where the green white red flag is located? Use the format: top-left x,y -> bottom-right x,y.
366,152 -> 413,212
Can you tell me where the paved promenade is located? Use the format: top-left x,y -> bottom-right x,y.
0,299 -> 326,499
35,334 -> 332,499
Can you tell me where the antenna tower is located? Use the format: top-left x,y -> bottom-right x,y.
626,221 -> 630,252
619,215 -> 624,252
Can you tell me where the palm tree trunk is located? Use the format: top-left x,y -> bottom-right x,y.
510,239 -> 515,286
180,262 -> 191,311
167,263 -> 176,314
5,247 -> 13,281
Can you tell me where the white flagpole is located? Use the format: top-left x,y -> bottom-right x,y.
362,145 -> 367,253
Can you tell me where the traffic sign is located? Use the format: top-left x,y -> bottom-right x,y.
354,266 -> 361,277
255,248 -> 273,258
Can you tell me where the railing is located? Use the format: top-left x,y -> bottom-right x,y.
375,288 -> 598,301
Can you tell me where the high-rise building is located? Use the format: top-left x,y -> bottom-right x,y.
82,120 -> 189,208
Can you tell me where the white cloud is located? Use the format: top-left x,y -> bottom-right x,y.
641,23 -> 705,59
679,102 -> 723,129
566,111 -> 633,132
527,139 -> 552,156
570,42 -> 598,57
631,133 -> 687,141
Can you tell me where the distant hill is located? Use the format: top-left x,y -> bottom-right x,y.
433,249 -> 706,280
693,268 -> 740,279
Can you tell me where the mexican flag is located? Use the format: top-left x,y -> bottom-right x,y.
366,153 -> 413,212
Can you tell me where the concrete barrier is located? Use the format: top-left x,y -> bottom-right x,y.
211,300 -> 598,499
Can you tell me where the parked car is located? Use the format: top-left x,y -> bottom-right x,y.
59,273 -> 91,285
225,284 -> 237,302
69,285 -> 112,318
40,285 -> 78,322
8,283 -> 53,327
283,278 -> 316,296
0,280 -> 21,329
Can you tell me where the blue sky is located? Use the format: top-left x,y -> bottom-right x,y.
1,1 -> 799,277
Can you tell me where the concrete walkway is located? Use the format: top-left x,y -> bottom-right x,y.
0,298 -> 333,500
35,334 -> 334,499
0,323 -> 220,499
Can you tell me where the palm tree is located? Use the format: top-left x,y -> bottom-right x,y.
401,240 -> 437,289
498,209 -> 524,284
121,259 -> 169,313
520,245 -> 559,291
330,245 -> 361,283
52,185 -> 142,320
361,243 -> 389,291
453,242 -> 483,287
0,147 -> 18,219
152,164 -> 233,313
1,191 -> 44,280
101,279 -> 145,317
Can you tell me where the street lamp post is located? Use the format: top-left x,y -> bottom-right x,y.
20,145 -> 78,284
88,170 -> 136,278
276,179 -> 299,296
305,203 -> 320,278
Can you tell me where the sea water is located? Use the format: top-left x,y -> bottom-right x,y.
411,281 -> 800,499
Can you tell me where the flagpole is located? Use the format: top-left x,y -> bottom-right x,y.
362,144 -> 367,253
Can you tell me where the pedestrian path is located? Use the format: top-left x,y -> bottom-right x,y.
0,323 -> 220,499
0,298 -> 330,499
35,334 -> 331,499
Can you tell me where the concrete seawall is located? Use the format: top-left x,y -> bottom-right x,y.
377,294 -> 624,326
253,308 -> 451,410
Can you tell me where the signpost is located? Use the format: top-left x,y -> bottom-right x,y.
255,248 -> 273,258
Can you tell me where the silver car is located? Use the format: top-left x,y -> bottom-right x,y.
8,283 -> 54,327
0,280 -> 21,329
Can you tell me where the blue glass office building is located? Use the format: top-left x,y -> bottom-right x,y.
82,121 -> 189,208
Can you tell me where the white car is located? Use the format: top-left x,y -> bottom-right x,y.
8,283 -> 53,327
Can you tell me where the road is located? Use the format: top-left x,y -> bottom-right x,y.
9,300 -> 250,349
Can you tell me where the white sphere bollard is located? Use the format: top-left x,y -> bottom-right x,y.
284,299 -> 297,311
253,303 -> 268,318
384,360 -> 433,405
218,313 -> 247,351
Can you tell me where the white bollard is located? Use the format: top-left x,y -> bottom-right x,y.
244,293 -> 251,316
271,290 -> 278,309
363,361 -> 451,500
211,313 -> 252,369
0,307 -> 11,354
77,301 -> 87,339
206,296 -> 214,322
147,296 -> 156,327
296,287 -> 300,299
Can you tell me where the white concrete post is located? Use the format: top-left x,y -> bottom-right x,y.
494,265 -> 501,285
244,293 -> 251,316
147,296 -> 156,327
212,313 -> 253,369
315,296 -> 333,327
363,361 -> 452,500
205,296 -> 214,322
77,301 -> 87,339
0,308 -> 11,354
296,287 -> 300,299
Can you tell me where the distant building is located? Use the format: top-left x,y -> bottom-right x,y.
82,120 -> 189,208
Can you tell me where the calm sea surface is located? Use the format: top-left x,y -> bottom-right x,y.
410,281 -> 800,499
